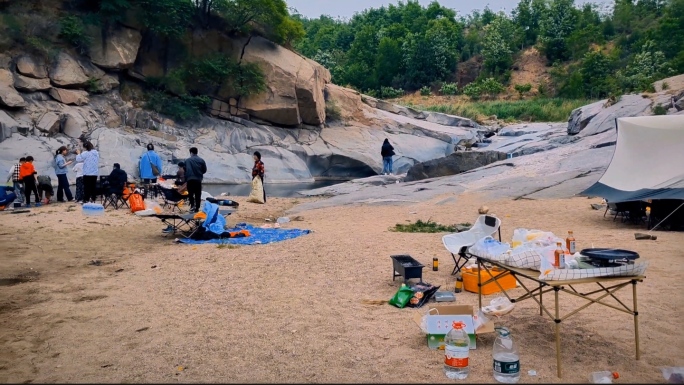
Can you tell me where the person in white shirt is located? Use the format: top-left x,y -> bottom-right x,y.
73,161 -> 84,202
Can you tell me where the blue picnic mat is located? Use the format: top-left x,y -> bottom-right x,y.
178,223 -> 311,245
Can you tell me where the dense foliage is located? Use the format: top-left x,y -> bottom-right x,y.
295,0 -> 684,98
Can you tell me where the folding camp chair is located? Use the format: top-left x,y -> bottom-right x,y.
157,185 -> 189,212
101,177 -> 130,210
442,215 -> 502,275
604,201 -> 629,222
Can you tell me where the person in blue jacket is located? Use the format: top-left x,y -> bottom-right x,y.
139,143 -> 163,184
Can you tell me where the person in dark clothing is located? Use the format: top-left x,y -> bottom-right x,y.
107,163 -> 128,195
380,138 -> 396,175
174,162 -> 186,186
251,151 -> 266,203
184,147 -> 207,213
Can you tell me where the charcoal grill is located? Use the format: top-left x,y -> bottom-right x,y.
391,254 -> 425,283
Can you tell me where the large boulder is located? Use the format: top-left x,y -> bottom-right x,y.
49,88 -> 90,106
324,84 -> 372,123
425,111 -> 478,128
0,110 -> 20,142
0,69 -> 26,108
49,51 -> 105,88
88,25 -> 142,69
404,151 -> 508,182
577,95 -> 652,137
567,99 -> 605,135
15,54 -> 48,79
13,73 -> 51,92
0,53 -> 10,70
61,110 -> 87,138
36,112 -> 61,135
238,36 -> 327,126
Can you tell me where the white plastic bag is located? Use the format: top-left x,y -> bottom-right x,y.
473,309 -> 490,331
481,296 -> 515,317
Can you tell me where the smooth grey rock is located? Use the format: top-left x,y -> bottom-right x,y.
49,52 -> 105,88
567,99 -> 605,135
36,112 -> 61,135
0,111 -> 21,142
425,111 -> 478,128
61,110 -> 87,138
405,151 -> 507,182
578,95 -> 652,137
676,97 -> 684,112
13,73 -> 51,92
49,88 -> 90,106
455,224 -> 472,232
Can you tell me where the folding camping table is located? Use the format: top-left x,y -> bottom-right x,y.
468,253 -> 644,378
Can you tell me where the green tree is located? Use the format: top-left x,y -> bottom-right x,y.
512,0 -> 547,47
539,0 -> 577,62
481,15 -> 517,76
617,40 -> 672,91
215,0 -> 304,44
136,0 -> 194,38
580,50 -> 615,98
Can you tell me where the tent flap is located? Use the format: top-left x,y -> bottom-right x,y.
580,116 -> 684,202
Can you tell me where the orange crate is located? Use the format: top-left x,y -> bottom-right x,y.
462,266 -> 516,295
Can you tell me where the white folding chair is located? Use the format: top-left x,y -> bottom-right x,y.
442,215 -> 502,275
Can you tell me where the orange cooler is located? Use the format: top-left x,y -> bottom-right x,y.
462,266 -> 517,295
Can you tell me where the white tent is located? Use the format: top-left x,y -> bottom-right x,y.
582,115 -> 684,202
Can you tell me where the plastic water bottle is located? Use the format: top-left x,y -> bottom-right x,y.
493,327 -> 520,383
82,203 -> 105,216
444,321 -> 470,379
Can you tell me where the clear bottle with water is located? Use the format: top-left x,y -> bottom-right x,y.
493,327 -> 520,383
444,321 -> 470,379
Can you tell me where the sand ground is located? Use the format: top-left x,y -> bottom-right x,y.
0,193 -> 682,383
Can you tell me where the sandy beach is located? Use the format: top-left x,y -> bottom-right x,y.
0,193 -> 683,383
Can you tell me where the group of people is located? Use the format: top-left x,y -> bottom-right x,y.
4,138 -> 274,211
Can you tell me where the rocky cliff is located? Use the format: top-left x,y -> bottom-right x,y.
0,18 -> 484,184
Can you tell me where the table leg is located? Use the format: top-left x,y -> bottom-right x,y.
477,259 -> 482,311
554,287 -> 562,378
633,280 -> 640,360
539,283 -> 543,316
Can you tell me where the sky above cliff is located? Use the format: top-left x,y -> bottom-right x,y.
288,0 -> 611,19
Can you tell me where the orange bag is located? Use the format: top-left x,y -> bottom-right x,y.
128,193 -> 145,213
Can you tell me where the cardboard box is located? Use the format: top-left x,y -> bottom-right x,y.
413,304 -> 495,350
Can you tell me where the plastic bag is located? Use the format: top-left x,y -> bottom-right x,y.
406,282 -> 440,308
247,177 -> 265,204
481,296 -> 515,317
388,284 -> 414,308
128,193 -> 145,213
473,309 -> 490,331
470,236 -> 511,259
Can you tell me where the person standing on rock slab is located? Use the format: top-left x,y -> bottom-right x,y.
54,146 -> 74,202
75,141 -> 100,203
381,138 -> 396,175
184,147 -> 207,213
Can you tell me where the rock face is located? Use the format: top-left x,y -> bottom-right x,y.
15,55 -> 48,79
49,88 -> 90,106
88,25 -> 142,69
36,112 -> 61,135
238,37 -> 328,126
324,84 -> 373,123
567,99 -> 605,135
577,95 -> 652,137
405,151 -> 508,182
0,69 -> 27,108
13,73 -> 52,92
49,52 -> 105,88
